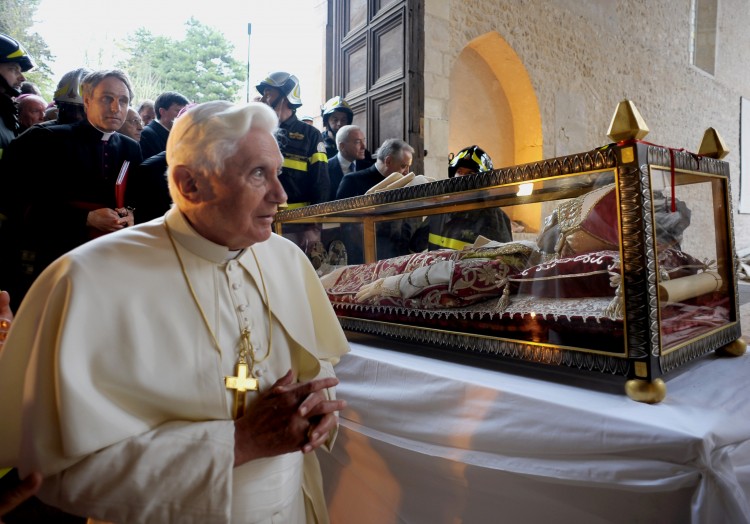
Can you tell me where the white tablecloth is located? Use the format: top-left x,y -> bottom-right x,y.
321,335 -> 750,524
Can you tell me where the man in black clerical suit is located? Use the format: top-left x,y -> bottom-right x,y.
0,69 -> 142,309
335,138 -> 414,199
334,138 -> 415,263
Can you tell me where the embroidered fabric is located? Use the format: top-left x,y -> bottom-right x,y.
328,245 -> 535,310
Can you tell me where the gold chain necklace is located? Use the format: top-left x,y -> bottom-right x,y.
164,220 -> 273,419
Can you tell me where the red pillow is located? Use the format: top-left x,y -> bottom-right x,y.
509,250 -> 620,298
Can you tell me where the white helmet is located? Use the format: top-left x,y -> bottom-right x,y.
256,71 -> 302,108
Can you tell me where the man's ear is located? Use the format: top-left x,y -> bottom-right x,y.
172,165 -> 202,203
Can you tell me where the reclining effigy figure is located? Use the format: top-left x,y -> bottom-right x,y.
321,240 -> 539,311
320,184 -> 708,323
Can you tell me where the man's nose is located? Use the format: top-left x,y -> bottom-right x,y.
269,175 -> 287,203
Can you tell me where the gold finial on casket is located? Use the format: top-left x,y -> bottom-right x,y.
607,99 -> 650,142
698,127 -> 729,159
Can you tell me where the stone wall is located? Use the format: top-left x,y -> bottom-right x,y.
423,0 -> 750,251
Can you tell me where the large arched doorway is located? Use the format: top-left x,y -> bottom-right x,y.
449,31 -> 543,231
449,31 -> 542,167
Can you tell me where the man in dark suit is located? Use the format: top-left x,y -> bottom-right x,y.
127,151 -> 171,223
336,138 -> 414,199
326,124 -> 366,201
334,138 -> 415,263
321,96 -> 375,168
139,91 -> 189,159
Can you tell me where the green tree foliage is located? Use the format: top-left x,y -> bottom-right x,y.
0,0 -> 55,98
119,18 -> 245,104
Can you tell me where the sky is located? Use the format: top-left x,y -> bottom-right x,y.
30,0 -> 327,117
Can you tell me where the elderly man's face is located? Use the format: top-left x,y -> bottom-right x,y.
19,97 -> 46,128
339,129 -> 366,162
0,63 -> 25,91
139,105 -> 155,126
84,76 -> 130,132
385,150 -> 413,175
119,108 -> 143,141
192,128 -> 286,249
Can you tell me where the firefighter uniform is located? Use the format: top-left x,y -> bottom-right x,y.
410,208 -> 514,252
278,113 -> 330,207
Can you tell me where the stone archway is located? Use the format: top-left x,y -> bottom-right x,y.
449,31 -> 543,168
449,31 -> 543,231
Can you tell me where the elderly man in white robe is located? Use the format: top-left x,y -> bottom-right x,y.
0,101 -> 350,523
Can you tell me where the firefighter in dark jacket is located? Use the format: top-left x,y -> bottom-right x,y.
257,71 -> 330,208
0,33 -> 34,155
321,96 -> 353,159
410,145 -> 513,252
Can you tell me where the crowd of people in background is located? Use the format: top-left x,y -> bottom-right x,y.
2,28 -> 519,281
0,28 -> 512,303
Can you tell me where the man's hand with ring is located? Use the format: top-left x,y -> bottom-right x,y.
115,208 -> 135,227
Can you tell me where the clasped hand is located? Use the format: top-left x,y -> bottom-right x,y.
87,207 -> 134,232
233,370 -> 346,466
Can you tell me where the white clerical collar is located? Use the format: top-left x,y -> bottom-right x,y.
90,123 -> 115,141
165,208 -> 245,264
226,249 -> 244,261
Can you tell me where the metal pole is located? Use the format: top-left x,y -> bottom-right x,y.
247,22 -> 252,102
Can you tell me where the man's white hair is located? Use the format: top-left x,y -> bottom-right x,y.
335,124 -> 361,147
167,101 -> 279,177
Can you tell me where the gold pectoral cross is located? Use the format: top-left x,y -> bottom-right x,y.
225,361 -> 258,419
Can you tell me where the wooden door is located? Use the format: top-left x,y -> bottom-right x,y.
327,0 -> 424,174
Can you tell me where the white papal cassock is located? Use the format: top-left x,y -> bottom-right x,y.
0,208 -> 350,524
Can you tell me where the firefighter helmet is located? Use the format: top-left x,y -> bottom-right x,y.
448,145 -> 493,178
0,33 -> 34,72
53,68 -> 92,105
321,96 -> 353,129
255,71 -> 302,108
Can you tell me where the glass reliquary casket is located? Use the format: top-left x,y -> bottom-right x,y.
274,107 -> 745,403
